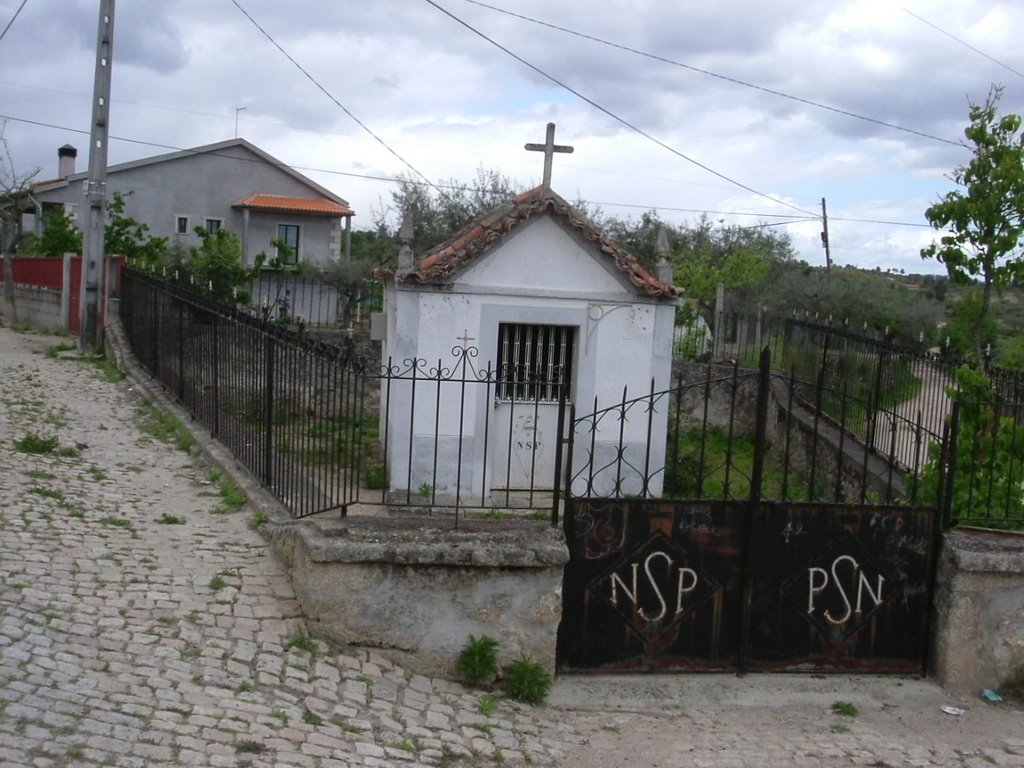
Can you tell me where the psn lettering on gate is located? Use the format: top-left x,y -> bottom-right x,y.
807,555 -> 885,625
608,551 -> 698,622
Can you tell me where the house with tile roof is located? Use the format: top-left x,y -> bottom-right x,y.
30,139 -> 354,268
375,184 -> 679,500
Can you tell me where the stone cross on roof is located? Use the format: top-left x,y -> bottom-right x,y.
525,122 -> 574,190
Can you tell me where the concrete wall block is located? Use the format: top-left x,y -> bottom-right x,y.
932,530 -> 1024,692
267,518 -> 568,679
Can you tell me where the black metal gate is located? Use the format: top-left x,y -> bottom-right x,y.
556,347 -> 941,673
558,498 -> 937,673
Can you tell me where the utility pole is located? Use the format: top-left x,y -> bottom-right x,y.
820,197 -> 832,276
80,0 -> 115,350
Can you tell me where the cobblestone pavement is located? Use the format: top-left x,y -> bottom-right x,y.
2,323 -> 1023,768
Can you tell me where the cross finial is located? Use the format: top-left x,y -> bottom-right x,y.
525,122 -> 574,190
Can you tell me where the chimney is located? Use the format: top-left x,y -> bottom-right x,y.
58,144 -> 77,178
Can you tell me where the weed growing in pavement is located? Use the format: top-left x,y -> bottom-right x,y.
302,707 -> 323,726
250,509 -> 269,530
272,710 -> 288,725
156,616 -> 176,626
179,644 -> 201,660
90,352 -> 125,383
390,739 -> 416,753
233,740 -> 267,754
493,746 -> 505,764
86,466 -> 107,481
28,486 -> 65,502
502,656 -> 552,705
457,634 -> 500,687
832,701 -> 859,717
286,628 -> 318,655
186,610 -> 202,624
329,715 -> 365,734
477,696 -> 498,716
98,516 -> 135,533
44,343 -> 76,359
208,574 -> 227,591
137,398 -> 195,453
25,469 -> 56,481
236,680 -> 254,693
14,433 -> 60,454
156,513 -> 185,525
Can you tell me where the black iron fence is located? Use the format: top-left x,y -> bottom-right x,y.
119,269 -> 565,522
120,269 -> 369,518
246,272 -> 382,329
118,269 -> 1023,531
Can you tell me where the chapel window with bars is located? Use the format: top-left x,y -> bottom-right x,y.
496,323 -> 575,402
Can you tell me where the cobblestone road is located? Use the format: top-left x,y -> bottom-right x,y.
1,322 -> 1023,767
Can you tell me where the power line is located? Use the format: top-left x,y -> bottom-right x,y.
229,0 -> 440,195
461,0 -> 963,147
904,8 -> 1024,81
423,0 -> 817,217
0,0 -> 29,44
2,113 -> 934,231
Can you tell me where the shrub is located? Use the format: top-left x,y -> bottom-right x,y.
502,656 -> 551,704
457,634 -> 499,687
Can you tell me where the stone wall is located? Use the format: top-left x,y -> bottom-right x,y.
932,529 -> 1024,692
0,286 -> 63,331
267,516 -> 568,680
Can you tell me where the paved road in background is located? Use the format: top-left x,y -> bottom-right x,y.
1,323 -> 1023,767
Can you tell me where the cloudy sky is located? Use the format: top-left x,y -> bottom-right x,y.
2,0 -> 1022,274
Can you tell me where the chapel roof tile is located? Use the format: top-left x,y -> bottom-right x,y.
402,186 -> 677,299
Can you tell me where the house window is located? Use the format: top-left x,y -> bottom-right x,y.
204,218 -> 222,233
175,215 -> 190,235
277,224 -> 300,264
496,323 -> 575,402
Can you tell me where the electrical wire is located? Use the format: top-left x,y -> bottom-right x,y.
229,0 -> 440,195
460,0 -> 962,148
0,113 -> 934,230
0,0 -> 29,44
423,0 -> 818,218
904,8 -> 1024,81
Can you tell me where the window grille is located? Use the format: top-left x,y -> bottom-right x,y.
496,323 -> 575,402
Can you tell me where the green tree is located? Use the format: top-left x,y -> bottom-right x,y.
916,366 -> 1024,529
20,208 -> 82,256
105,191 -> 166,266
671,215 -> 793,322
382,167 -> 523,256
183,227 -> 256,303
922,86 -> 1024,369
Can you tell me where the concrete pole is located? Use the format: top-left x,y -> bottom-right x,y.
79,0 -> 115,350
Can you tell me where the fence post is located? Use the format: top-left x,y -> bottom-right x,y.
739,345 -> 771,675
940,400 -> 961,529
212,314 -> 220,438
264,335 -> 275,487
176,297 -> 185,403
552,382 -> 568,526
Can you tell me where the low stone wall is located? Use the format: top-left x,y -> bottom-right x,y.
266,516 -> 568,679
0,286 -> 64,331
932,529 -> 1024,692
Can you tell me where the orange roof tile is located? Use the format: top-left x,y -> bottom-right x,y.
233,194 -> 353,217
401,186 -> 677,300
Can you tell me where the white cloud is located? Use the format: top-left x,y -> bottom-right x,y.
2,0 -> 1022,276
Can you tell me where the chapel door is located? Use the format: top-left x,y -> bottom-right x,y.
492,323 -> 575,493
